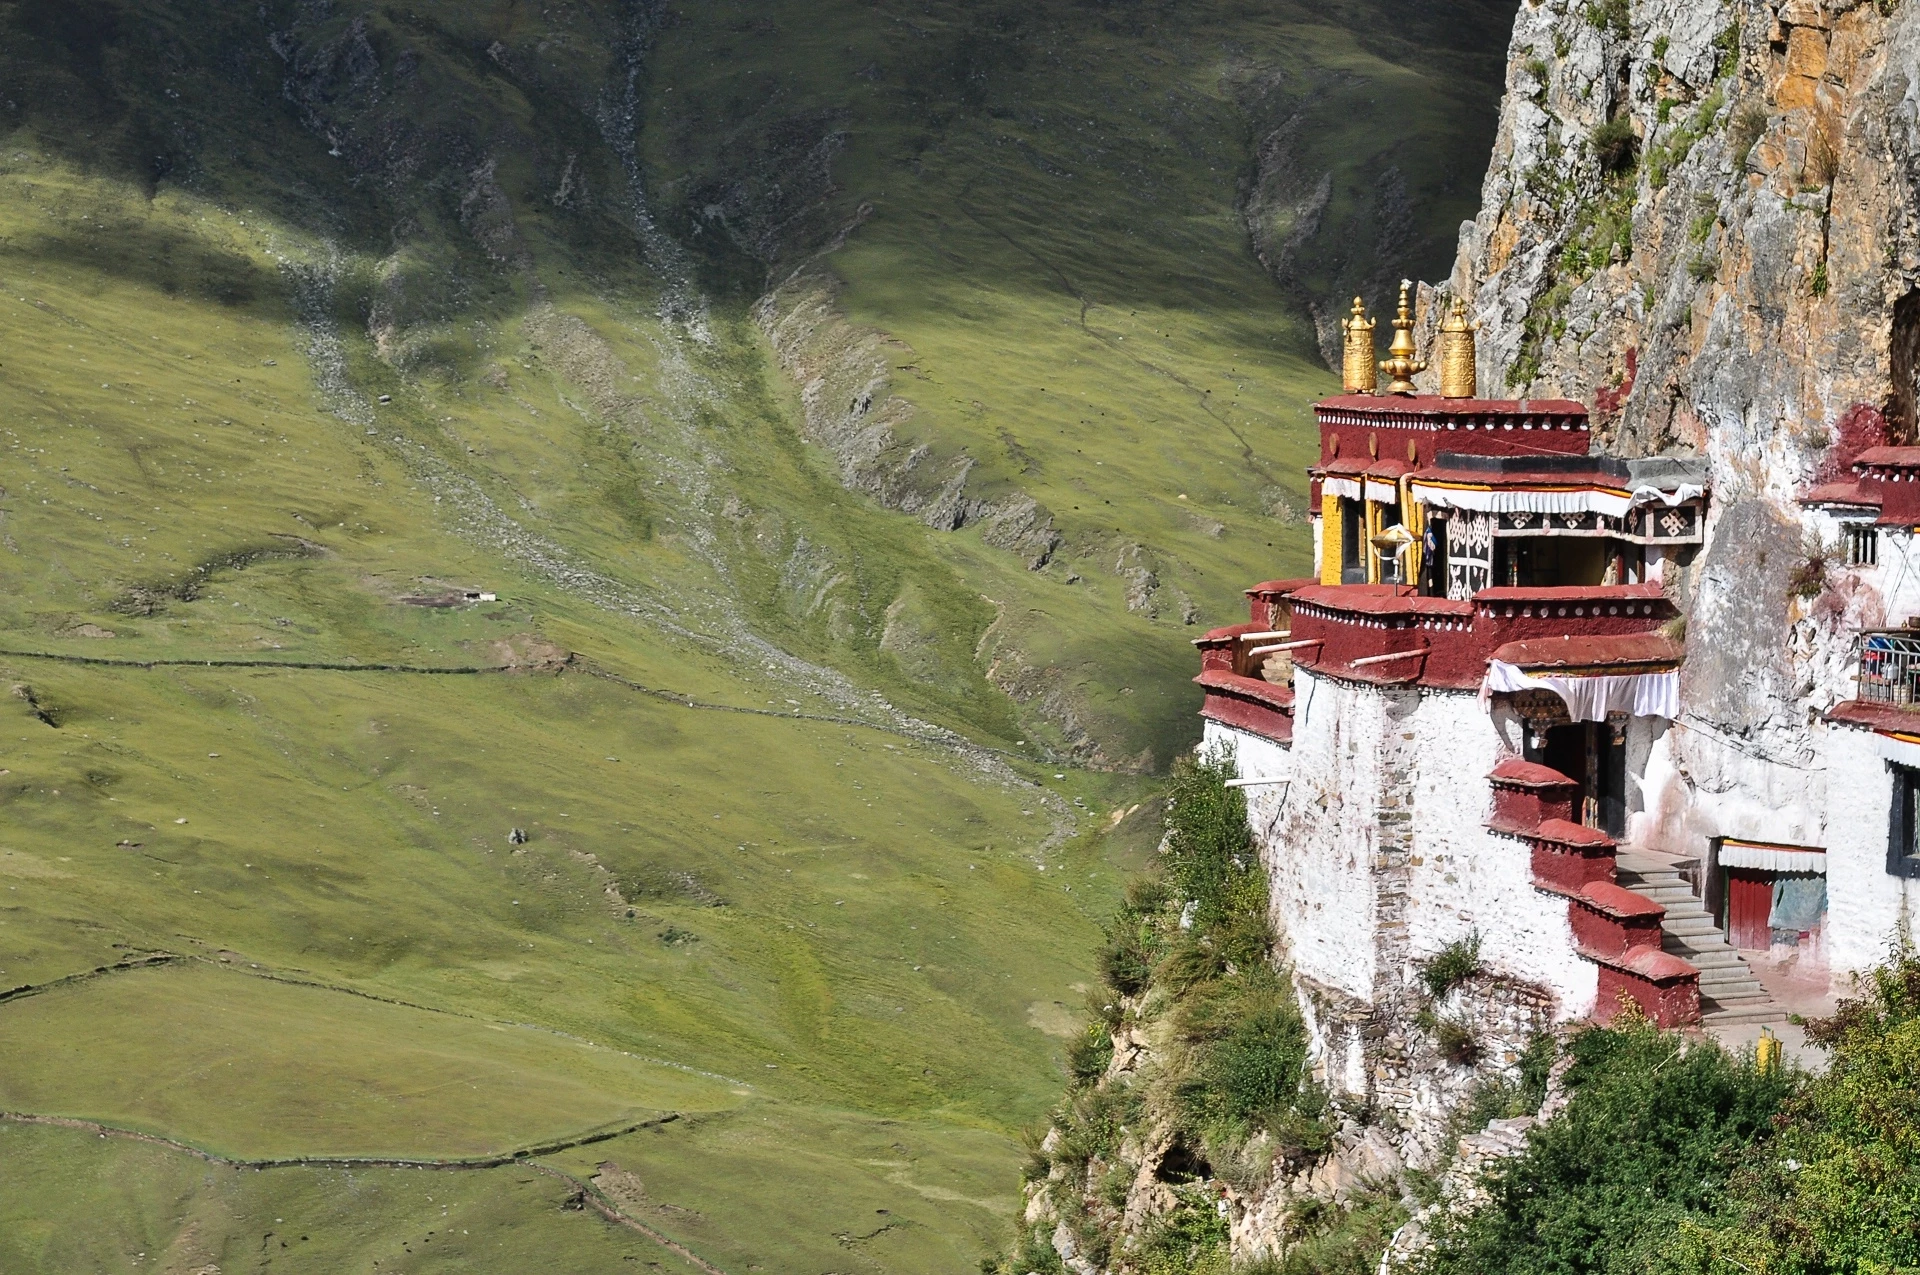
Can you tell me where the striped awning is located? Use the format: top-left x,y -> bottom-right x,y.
1719,838 -> 1826,874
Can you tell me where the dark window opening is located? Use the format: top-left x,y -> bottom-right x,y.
1340,497 -> 1366,584
1847,524 -> 1880,567
1889,763 -> 1920,877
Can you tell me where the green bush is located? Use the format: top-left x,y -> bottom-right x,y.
1164,751 -> 1264,935
1420,931 -> 1485,998
1418,1022 -> 1795,1275
1590,116 -> 1638,174
1653,952 -> 1920,1275
1138,1186 -> 1232,1275
1067,1023 -> 1115,1087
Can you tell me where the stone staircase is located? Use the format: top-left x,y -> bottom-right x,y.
1615,852 -> 1784,1025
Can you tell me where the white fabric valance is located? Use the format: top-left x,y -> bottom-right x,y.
1483,661 -> 1680,722
1411,483 -> 1634,519
1323,476 -> 1361,501
1365,478 -> 1401,504
1718,842 -> 1827,874
1632,483 -> 1705,507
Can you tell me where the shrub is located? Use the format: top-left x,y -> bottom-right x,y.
1652,951 -> 1920,1275
1590,115 -> 1638,174
1163,750 -> 1263,935
1100,928 -> 1153,995
1583,0 -> 1629,38
1812,260 -> 1829,298
1730,100 -> 1769,167
1420,931 -> 1485,999
1788,536 -> 1833,600
1418,1022 -> 1795,1275
1137,1186 -> 1232,1275
1435,1017 -> 1484,1067
1688,253 -> 1717,282
1067,1023 -> 1114,1086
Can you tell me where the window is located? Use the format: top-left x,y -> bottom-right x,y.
1889,763 -> 1920,877
1847,524 -> 1880,567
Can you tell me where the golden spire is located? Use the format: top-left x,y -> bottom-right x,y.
1438,297 -> 1479,399
1340,296 -> 1377,394
1378,280 -> 1426,395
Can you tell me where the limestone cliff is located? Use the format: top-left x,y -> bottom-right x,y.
1438,0 -> 1920,852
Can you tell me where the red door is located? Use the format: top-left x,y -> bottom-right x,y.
1726,869 -> 1773,950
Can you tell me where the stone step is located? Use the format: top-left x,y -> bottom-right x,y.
1702,1001 -> 1789,1025
1666,917 -> 1723,937
1642,887 -> 1701,903
1676,949 -> 1747,969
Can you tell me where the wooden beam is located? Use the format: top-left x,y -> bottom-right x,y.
1245,638 -> 1323,657
1349,647 -> 1429,667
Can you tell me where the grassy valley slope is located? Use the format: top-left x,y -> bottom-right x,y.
0,2 -> 1508,1271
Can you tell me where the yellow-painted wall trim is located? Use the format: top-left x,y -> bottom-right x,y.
1321,492 -> 1342,586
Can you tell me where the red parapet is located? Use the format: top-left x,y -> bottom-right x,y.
1244,578 -> 1316,629
1313,396 -> 1591,471
1487,759 -> 1579,835
1593,948 -> 1701,1027
1195,670 -> 1294,745
1529,818 -> 1617,892
1567,880 -> 1665,958
1278,584 -> 1673,691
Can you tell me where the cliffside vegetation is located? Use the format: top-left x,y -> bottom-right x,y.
999,754 -> 1408,1275
1417,954 -> 1920,1275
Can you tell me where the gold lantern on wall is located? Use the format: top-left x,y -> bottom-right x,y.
1340,297 -> 1377,394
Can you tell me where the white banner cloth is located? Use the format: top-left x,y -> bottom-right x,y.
1482,661 -> 1680,722
1718,843 -> 1827,873
1410,483 -> 1634,519
1322,476 -> 1361,501
1365,478 -> 1401,504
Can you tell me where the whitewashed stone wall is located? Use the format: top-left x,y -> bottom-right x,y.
1824,724 -> 1920,976
1403,691 -> 1599,1021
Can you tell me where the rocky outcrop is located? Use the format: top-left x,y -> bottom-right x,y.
1433,0 -> 1920,853
1446,0 -> 1920,468
754,263 -> 1063,569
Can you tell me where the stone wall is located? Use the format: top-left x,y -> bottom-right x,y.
1824,722 -> 1920,974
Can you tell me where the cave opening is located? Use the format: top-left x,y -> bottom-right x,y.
1887,288 -> 1920,443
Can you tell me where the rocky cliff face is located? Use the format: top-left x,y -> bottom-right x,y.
1441,0 -> 1920,850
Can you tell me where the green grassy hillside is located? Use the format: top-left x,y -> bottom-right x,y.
0,1 -> 1511,1270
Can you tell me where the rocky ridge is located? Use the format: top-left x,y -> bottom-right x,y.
1429,0 -> 1920,847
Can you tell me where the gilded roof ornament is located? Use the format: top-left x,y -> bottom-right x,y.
1340,296 -> 1377,394
1439,297 -> 1479,399
1378,279 -> 1426,395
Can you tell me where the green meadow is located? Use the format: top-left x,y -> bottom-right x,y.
0,0 -> 1509,1269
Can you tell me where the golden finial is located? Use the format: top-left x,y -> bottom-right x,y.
1340,296 -> 1377,394
1439,297 -> 1478,399
1378,280 -> 1426,395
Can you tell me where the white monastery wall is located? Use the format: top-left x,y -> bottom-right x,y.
1402,691 -> 1598,1021
1824,725 -> 1920,977
1245,670 -> 1404,1002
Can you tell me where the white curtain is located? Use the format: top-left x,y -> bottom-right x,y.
1718,843 -> 1827,873
1364,478 -> 1400,504
1482,661 -> 1680,722
1323,477 -> 1361,501
1410,484 -> 1634,519
1631,483 -> 1704,507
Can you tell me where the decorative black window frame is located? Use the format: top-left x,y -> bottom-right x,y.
1889,762 -> 1920,878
